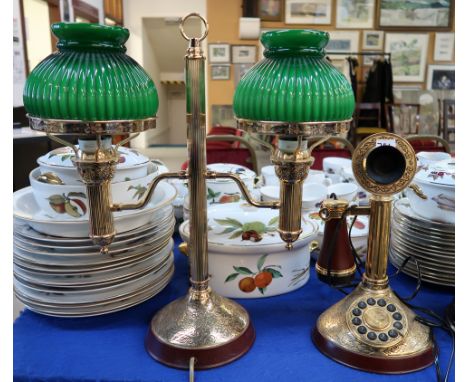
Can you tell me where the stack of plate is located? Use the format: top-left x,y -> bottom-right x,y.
389,198 -> 454,287
13,183 -> 177,317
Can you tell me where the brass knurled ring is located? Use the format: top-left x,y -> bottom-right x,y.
179,13 -> 209,42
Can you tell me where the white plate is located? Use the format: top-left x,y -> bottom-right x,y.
14,252 -> 174,305
13,183 -> 176,237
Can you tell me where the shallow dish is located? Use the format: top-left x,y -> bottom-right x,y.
407,158 -> 455,224
13,183 -> 176,237
37,144 -> 150,184
180,203 -> 319,299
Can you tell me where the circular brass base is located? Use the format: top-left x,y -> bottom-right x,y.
312,327 -> 434,374
145,287 -> 255,369
312,283 -> 435,374
146,321 -> 255,369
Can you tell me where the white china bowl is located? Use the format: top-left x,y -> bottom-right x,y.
407,158 -> 455,224
341,167 -> 369,205
29,162 -> 167,220
322,157 -> 352,184
13,183 -> 177,238
261,166 -> 330,187
180,203 -> 319,298
205,163 -> 257,205
37,145 -> 150,184
416,151 -> 452,167
260,183 -> 327,211
327,182 -> 358,202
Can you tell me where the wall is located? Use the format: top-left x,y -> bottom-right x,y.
23,0 -> 53,71
123,0 -> 206,149
206,0 -> 455,129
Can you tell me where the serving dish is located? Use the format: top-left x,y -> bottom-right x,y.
13,183 -> 176,237
327,182 -> 358,202
407,158 -> 455,224
29,161 -> 167,219
37,144 -> 150,184
205,163 -> 257,205
180,203 -> 319,298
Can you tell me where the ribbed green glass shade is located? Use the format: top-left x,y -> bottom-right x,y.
233,30 -> 355,123
23,23 -> 158,121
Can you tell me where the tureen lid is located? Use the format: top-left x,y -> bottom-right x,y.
181,203 -> 319,253
414,158 -> 455,187
37,145 -> 149,169
206,163 -> 256,182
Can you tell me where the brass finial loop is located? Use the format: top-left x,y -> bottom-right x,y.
179,13 -> 208,42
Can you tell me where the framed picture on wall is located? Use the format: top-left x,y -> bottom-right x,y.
385,33 -> 428,82
378,0 -> 453,30
433,33 -> 454,61
426,65 -> 455,90
326,31 -> 360,59
362,30 -> 384,50
234,63 -> 254,87
209,44 -> 231,63
210,65 -> 231,80
232,45 -> 258,64
285,0 -> 332,25
258,0 -> 284,21
335,0 -> 375,29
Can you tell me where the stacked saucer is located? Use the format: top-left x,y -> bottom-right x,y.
13,182 -> 177,317
389,198 -> 454,287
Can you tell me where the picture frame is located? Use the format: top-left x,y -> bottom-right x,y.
378,0 -> 454,30
234,63 -> 254,87
385,33 -> 428,82
258,0 -> 284,21
210,65 -> 231,80
232,45 -> 258,64
326,31 -> 360,59
208,44 -> 230,63
426,65 -> 455,90
362,30 -> 384,50
336,0 -> 375,29
433,33 -> 454,62
285,0 -> 332,25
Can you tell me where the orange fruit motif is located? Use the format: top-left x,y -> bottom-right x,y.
238,277 -> 256,293
254,271 -> 273,288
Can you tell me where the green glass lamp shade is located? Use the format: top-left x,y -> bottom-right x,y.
23,23 -> 158,121
233,30 -> 355,123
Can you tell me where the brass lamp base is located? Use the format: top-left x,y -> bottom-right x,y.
312,283 -> 434,374
145,286 -> 255,369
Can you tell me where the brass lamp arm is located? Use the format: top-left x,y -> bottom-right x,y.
206,171 -> 280,209
112,171 -> 188,211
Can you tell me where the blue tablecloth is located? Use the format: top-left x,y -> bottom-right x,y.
14,234 -> 454,382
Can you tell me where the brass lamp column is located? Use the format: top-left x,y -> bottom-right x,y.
313,133 -> 435,374
144,14 -> 255,370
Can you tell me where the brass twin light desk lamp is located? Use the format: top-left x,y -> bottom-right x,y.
23,14 -> 433,373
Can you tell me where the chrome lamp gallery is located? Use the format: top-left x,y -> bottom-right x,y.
23,16 -> 361,370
